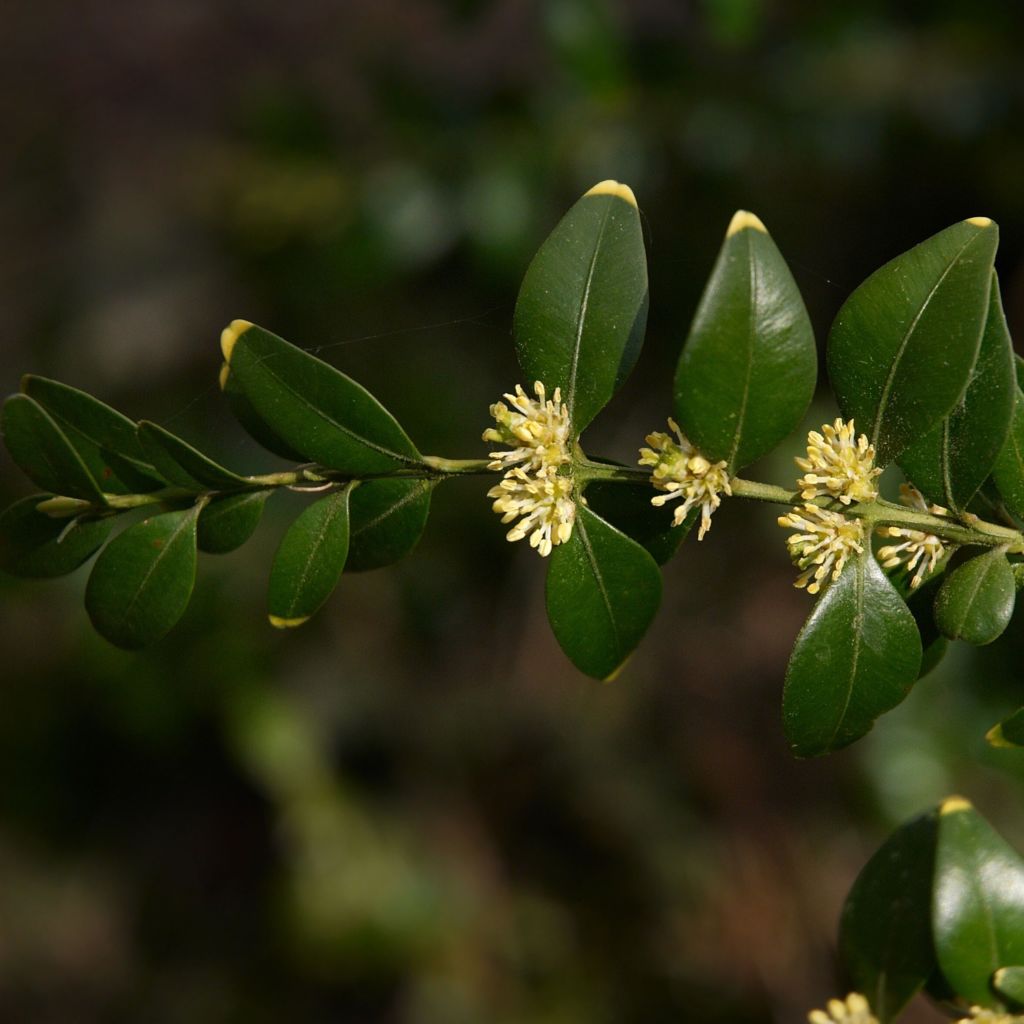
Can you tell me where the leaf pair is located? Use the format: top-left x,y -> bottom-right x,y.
841,797 -> 1024,1021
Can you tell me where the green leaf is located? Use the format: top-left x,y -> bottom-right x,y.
582,480 -> 691,565
85,505 -> 201,649
137,421 -> 250,491
197,490 -> 271,554
987,706 -> 1024,749
21,375 -> 162,492
673,211 -> 817,470
545,504 -> 662,680
267,486 -> 352,627
839,809 -> 939,1023
0,496 -> 112,578
934,548 -> 1015,646
993,390 -> 1024,521
993,966 -> 1024,1007
899,271 -> 1015,511
220,362 -> 305,462
933,797 -> 1024,1007
513,181 -> 648,434
782,550 -> 922,757
828,218 -> 998,465
346,478 -> 434,572
225,321 -> 421,474
2,394 -> 107,503
905,575 -> 948,680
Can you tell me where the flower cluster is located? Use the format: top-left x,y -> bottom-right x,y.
779,504 -> 865,594
638,419 -> 731,540
807,993 -> 878,1024
797,418 -> 881,505
876,483 -> 949,589
483,381 -> 575,557
957,1009 -> 1024,1023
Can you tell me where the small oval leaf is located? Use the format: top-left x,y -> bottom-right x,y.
828,219 -> 998,465
346,478 -> 434,572
2,394 -> 107,503
934,548 -> 1015,646
987,707 -> 1024,749
674,211 -> 817,471
268,486 -> 352,627
137,421 -> 250,491
993,390 -> 1024,521
85,505 -> 201,649
221,364 -> 305,462
545,504 -> 662,680
227,323 -> 421,474
993,966 -> 1024,1008
197,490 -> 271,554
582,480 -> 691,565
839,809 -> 939,1023
514,181 -> 648,434
899,271 -> 1015,511
782,550 -> 922,757
934,797 -> 1024,1007
0,496 -> 112,578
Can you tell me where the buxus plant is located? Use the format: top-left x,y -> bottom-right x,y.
4,181 -> 1024,1023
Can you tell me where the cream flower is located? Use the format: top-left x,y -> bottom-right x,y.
779,503 -> 865,594
877,483 -> 949,589
487,467 -> 575,557
482,381 -> 571,478
638,418 -> 731,540
808,993 -> 878,1024
796,418 -> 882,505
955,1008 -> 1024,1023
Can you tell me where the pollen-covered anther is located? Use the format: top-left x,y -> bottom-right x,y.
482,381 -> 571,478
779,504 -> 864,594
487,468 -> 575,557
956,1008 -> 1024,1024
638,418 -> 731,540
876,483 -> 950,589
796,418 -> 882,505
807,993 -> 878,1024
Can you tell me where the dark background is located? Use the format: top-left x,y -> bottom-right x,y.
3,2 -> 1024,1021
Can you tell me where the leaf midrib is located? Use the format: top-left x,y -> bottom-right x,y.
827,557 -> 864,749
351,481 -> 431,539
727,232 -> 757,470
283,489 -> 350,617
576,513 -> 620,657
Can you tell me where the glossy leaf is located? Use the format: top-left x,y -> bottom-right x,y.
2,394 -> 107,503
197,490 -> 271,554
267,486 -> 351,627
137,421 -> 250,491
582,479 -> 691,565
993,966 -> 1024,1007
934,548 -> 1015,646
674,212 -> 816,470
993,391 -> 1024,521
21,375 -> 162,492
221,364 -> 305,462
85,505 -> 201,649
905,575 -> 948,680
985,707 -> 1024,749
839,809 -> 939,1023
545,504 -> 662,680
899,272 -> 1015,511
782,550 -> 922,757
0,496 -> 112,578
828,219 -> 998,465
514,181 -> 648,433
346,478 -> 434,572
933,797 -> 1024,1006
227,322 -> 422,474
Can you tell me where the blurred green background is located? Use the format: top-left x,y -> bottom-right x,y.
3,2 -> 1024,1021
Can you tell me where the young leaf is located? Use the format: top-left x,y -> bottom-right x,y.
839,809 -> 939,1023
2,394 -> 107,504
782,550 -> 922,757
267,486 -> 352,628
993,391 -> 1024,521
933,797 -> 1024,1007
828,218 -> 998,465
0,496 -> 112,578
346,478 -> 434,572
934,548 -> 1015,646
674,211 -> 816,471
582,479 -> 691,565
514,181 -> 648,434
899,271 -> 1015,511
21,375 -> 162,493
85,505 -> 201,649
993,966 -> 1024,1008
987,707 -> 1024,749
225,321 -> 422,474
545,504 -> 662,680
137,421 -> 250,491
197,490 -> 272,554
